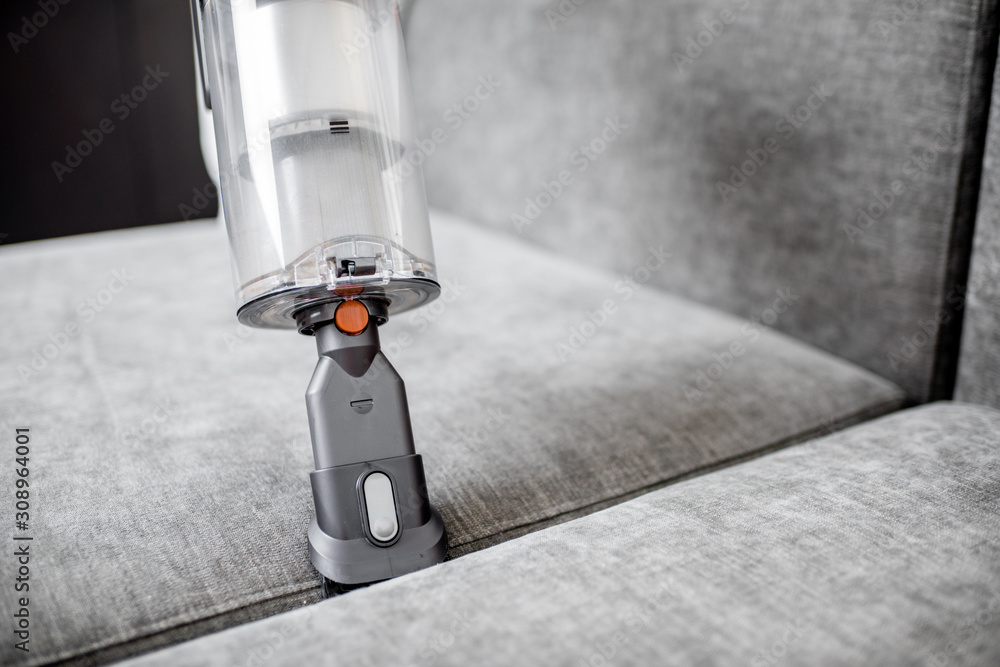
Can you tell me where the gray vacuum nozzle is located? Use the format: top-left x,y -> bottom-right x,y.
296,299 -> 447,588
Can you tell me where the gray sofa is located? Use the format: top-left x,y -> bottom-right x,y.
2,0 -> 1000,665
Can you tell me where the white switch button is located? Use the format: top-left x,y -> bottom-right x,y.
363,472 -> 399,543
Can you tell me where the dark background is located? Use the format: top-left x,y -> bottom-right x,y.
0,0 -> 216,245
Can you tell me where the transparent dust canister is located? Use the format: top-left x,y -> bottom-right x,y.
198,0 -> 439,327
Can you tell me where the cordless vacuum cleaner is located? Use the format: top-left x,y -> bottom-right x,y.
191,0 -> 447,594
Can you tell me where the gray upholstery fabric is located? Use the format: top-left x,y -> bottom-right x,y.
121,402 -> 1000,667
405,0 -> 998,402
0,212 -> 903,666
956,63 -> 1000,408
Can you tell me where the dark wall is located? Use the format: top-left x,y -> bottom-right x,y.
0,0 -> 216,245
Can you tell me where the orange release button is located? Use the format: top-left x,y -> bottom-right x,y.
334,300 -> 369,335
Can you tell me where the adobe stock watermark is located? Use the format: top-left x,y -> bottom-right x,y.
843,120 -> 957,244
339,6 -> 395,59
181,74 -> 500,218
672,0 -> 752,73
555,245 -> 671,362
512,116 -> 629,233
7,0 -> 71,54
120,400 -> 175,445
928,592 -> 1000,666
398,276 -> 468,336
884,248 -> 997,373
578,582 -> 677,667
355,276 -> 469,389
872,0 -> 927,39
387,75 -> 503,185
242,604 -> 317,667
545,0 -> 590,30
886,300 -> 954,374
717,81 -> 836,202
683,287 -> 800,401
16,269 -> 134,384
51,65 -> 170,183
750,619 -> 808,666
179,123 -> 273,220
223,321 -> 256,353
453,407 -> 508,450
180,181 -> 220,221
407,611 -> 476,667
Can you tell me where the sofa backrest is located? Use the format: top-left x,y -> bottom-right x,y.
405,0 -> 998,402
956,65 -> 1000,409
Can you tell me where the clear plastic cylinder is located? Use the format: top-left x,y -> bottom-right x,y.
200,0 -> 438,328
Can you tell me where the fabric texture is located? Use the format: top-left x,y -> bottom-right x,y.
0,212 -> 903,666
956,57 -> 1000,408
121,402 -> 1000,667
405,0 -> 998,402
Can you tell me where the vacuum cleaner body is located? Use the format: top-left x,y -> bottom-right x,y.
192,0 -> 447,587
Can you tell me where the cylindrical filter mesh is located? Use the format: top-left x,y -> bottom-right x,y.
202,0 -> 438,328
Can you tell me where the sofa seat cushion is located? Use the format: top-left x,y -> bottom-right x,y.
0,212 -> 904,665
124,403 -> 1000,667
